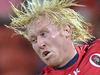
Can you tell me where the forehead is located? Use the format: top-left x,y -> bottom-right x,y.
27,16 -> 56,34
33,16 -> 51,29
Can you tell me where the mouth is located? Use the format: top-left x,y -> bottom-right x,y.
42,51 -> 50,57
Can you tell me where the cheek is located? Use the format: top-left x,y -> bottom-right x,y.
48,33 -> 60,43
49,36 -> 63,48
51,46 -> 61,58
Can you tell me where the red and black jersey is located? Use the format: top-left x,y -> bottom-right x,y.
42,39 -> 100,75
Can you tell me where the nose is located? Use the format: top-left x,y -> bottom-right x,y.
37,36 -> 46,49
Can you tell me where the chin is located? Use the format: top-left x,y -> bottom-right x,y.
47,61 -> 59,67
44,56 -> 59,66
48,63 -> 57,67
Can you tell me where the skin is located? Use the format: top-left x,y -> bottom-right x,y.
27,15 -> 77,68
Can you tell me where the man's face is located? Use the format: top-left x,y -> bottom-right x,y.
27,16 -> 72,67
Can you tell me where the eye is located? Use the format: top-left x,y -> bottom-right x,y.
40,32 -> 47,37
41,32 -> 45,36
32,39 -> 37,43
30,37 -> 37,43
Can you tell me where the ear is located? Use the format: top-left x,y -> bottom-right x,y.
61,25 -> 72,38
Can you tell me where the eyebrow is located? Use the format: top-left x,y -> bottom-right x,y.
29,27 -> 49,37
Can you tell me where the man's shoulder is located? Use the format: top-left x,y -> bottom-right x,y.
93,39 -> 100,45
88,39 -> 100,51
76,39 -> 100,56
85,39 -> 100,59
77,39 -> 100,75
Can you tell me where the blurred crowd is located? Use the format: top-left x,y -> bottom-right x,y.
0,0 -> 99,75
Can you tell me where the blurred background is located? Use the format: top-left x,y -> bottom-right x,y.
0,0 -> 100,75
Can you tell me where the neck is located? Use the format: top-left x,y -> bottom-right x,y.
59,41 -> 77,68
54,53 -> 79,70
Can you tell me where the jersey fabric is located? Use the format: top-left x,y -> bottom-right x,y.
42,39 -> 100,75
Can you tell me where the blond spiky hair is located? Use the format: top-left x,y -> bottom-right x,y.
10,0 -> 94,44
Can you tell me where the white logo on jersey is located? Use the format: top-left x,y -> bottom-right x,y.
68,68 -> 80,75
89,53 -> 100,67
